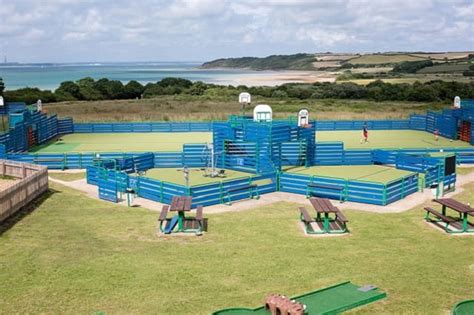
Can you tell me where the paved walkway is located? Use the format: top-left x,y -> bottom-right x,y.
49,168 -> 474,215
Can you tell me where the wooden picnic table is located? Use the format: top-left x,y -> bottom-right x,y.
309,197 -> 347,233
433,198 -> 474,232
170,196 -> 192,212
170,196 -> 193,231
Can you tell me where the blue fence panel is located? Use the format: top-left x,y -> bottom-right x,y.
409,115 -> 427,130
73,122 -> 213,133
314,142 -> 344,165
314,120 -> 411,131
343,150 -> 373,165
57,118 -> 74,134
154,152 -> 183,167
183,143 -> 209,167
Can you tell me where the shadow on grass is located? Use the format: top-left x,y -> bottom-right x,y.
0,188 -> 58,236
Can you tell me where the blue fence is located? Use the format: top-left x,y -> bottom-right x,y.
0,109 -> 63,152
87,164 -> 276,207
73,122 -> 213,133
4,145 -> 474,170
58,118 -> 74,134
373,149 -> 457,189
278,171 -> 418,206
313,119 -> 411,131
0,102 -> 27,115
190,173 -> 277,207
314,142 -> 373,165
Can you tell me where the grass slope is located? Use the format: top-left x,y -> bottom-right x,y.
0,182 -> 473,314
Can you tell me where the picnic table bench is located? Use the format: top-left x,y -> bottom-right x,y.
298,197 -> 349,234
424,198 -> 474,233
158,196 -> 206,235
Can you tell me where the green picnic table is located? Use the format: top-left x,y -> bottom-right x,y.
308,197 -> 348,234
170,196 -> 193,232
433,198 -> 474,233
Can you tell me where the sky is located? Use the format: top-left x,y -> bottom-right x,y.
0,0 -> 473,63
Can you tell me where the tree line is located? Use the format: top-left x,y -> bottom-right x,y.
0,76 -> 473,104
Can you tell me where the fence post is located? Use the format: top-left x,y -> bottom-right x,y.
21,164 -> 26,179
219,182 -> 224,204
383,184 -> 387,205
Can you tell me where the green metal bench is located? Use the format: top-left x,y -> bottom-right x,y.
225,184 -> 259,205
424,206 -> 462,232
306,182 -> 347,203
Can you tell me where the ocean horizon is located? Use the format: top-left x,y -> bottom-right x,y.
0,61 -> 296,91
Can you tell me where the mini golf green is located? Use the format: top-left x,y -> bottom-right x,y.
317,130 -> 472,149
29,132 -> 212,153
212,281 -> 387,315
144,168 -> 255,186
284,165 -> 415,184
452,300 -> 474,315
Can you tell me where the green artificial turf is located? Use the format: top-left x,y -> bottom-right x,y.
28,130 -> 473,154
144,168 -> 254,186
317,130 -> 472,149
1,181 -> 473,314
285,165 -> 414,184
30,132 -> 212,153
214,281 -> 386,314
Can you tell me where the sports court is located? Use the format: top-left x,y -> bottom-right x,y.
285,165 -> 415,184
29,132 -> 212,153
29,130 -> 472,154
317,130 -> 471,149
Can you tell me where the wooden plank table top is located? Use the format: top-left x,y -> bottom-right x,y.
309,197 -> 339,214
170,196 -> 193,212
434,198 -> 474,214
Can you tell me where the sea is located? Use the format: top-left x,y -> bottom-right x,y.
0,62 -> 277,91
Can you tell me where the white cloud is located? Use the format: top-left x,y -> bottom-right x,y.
0,0 -> 472,62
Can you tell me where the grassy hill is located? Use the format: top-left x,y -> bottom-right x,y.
201,54 -> 317,70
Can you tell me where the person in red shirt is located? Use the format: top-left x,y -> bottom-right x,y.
434,129 -> 439,141
362,123 -> 369,143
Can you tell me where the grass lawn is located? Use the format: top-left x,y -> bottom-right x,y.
30,132 -> 212,153
317,130 -> 473,149
1,182 -> 473,314
145,167 -> 254,186
48,172 -> 86,181
456,166 -> 474,176
285,165 -> 414,184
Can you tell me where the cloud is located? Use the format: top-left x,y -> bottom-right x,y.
0,0 -> 472,62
